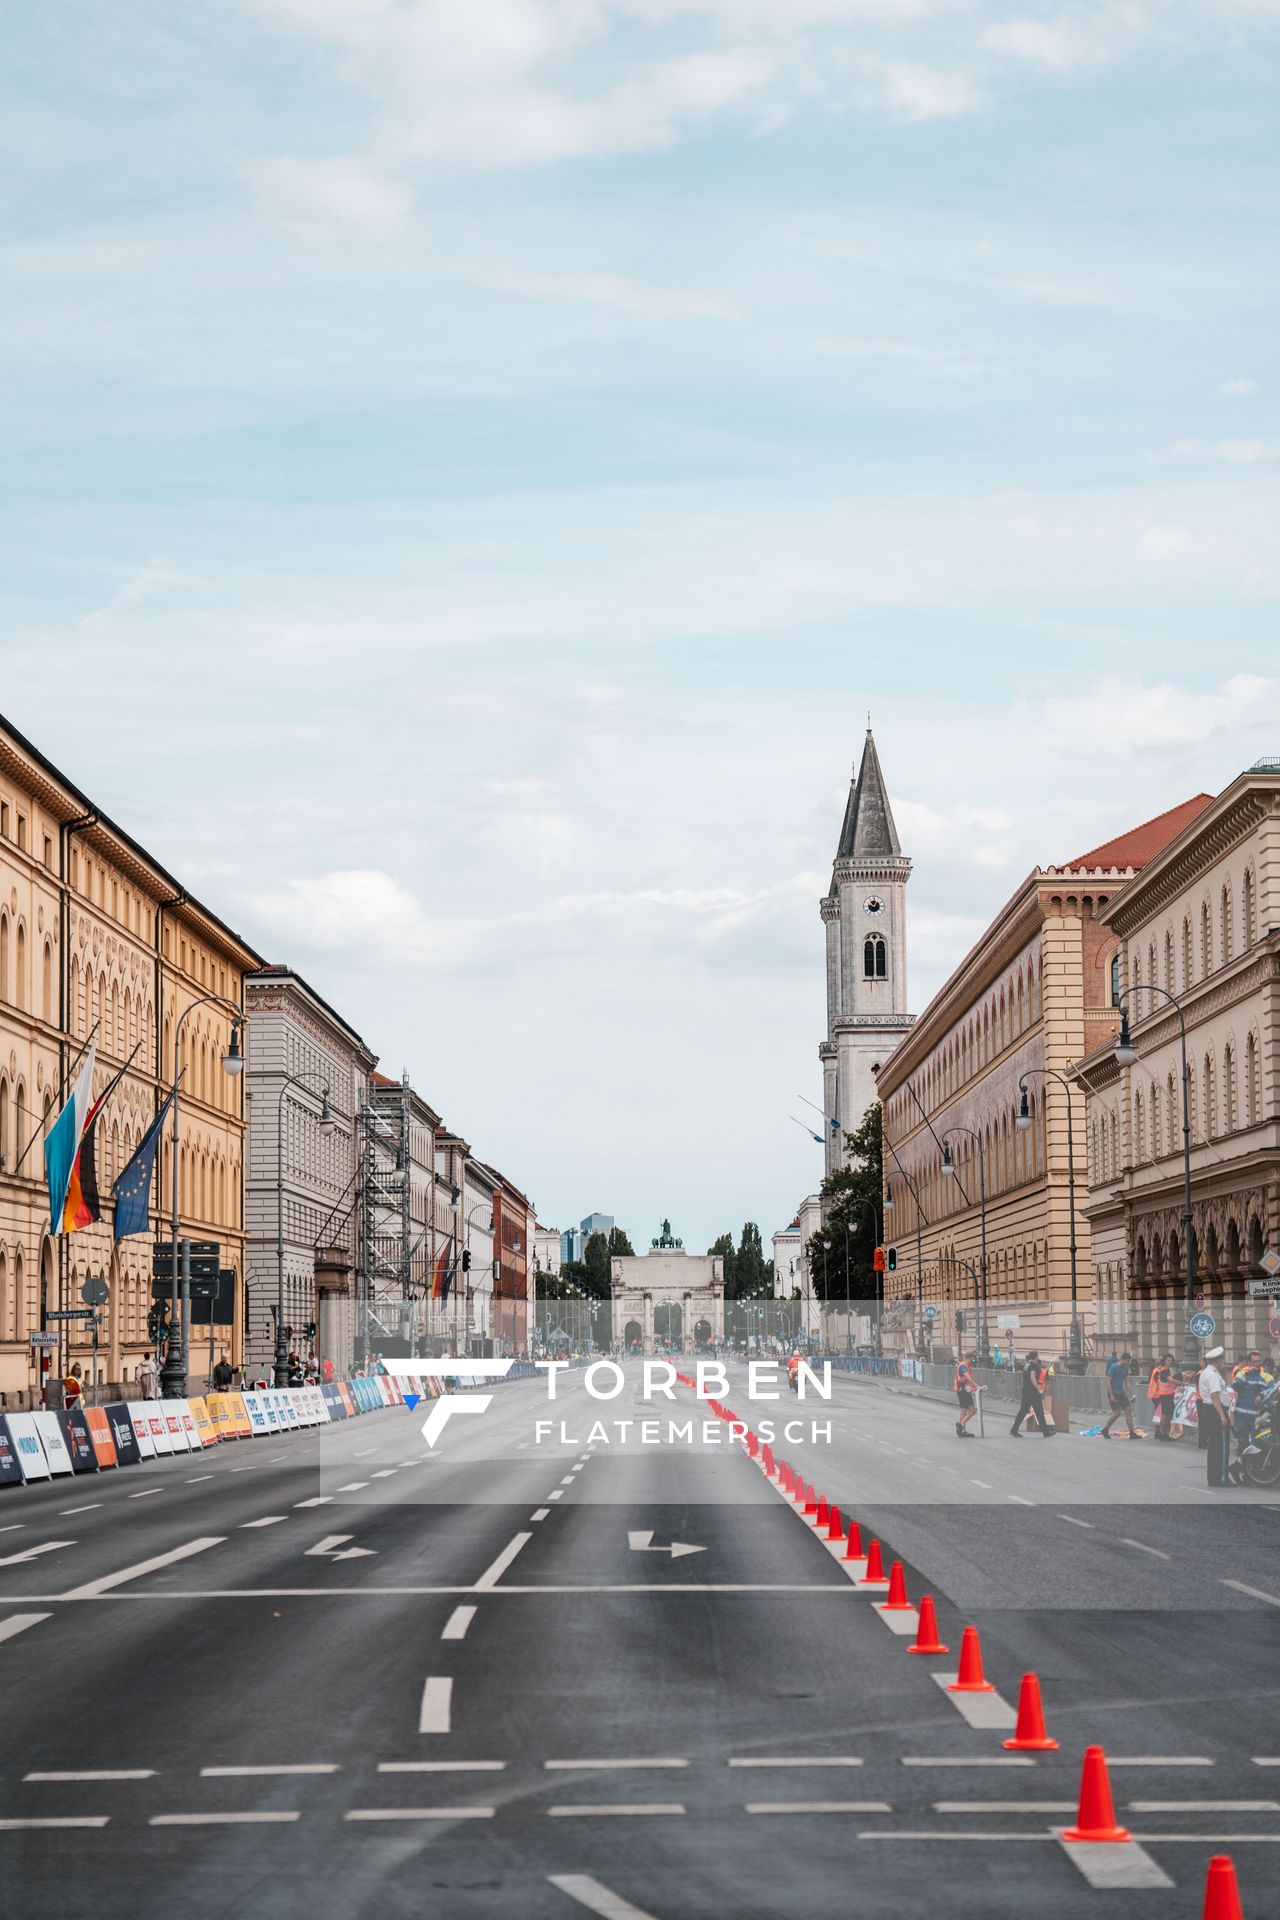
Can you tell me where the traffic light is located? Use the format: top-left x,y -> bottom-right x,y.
955,1310 -> 966,1333
305,1322 -> 317,1342
887,1247 -> 898,1272
872,1247 -> 886,1274
462,1249 -> 472,1272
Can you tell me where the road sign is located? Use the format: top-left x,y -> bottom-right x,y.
81,1275 -> 109,1306
1188,1311 -> 1216,1338
1195,1291 -> 1206,1307
1260,1247 -> 1280,1278
922,1305 -> 938,1320
997,1314 -> 1021,1329
45,1308 -> 99,1322
1270,1314 -> 1280,1340
28,1332 -> 59,1348
1248,1277 -> 1280,1298
151,1241 -> 219,1282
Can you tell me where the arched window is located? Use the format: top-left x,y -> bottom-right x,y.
1134,1088 -> 1145,1163
1204,1052 -> 1217,1140
1163,930 -> 1173,989
14,922 -> 25,1010
0,913 -> 8,1004
1182,916 -> 1193,989
1147,940 -> 1157,985
1223,1043 -> 1236,1132
1109,953 -> 1121,1007
1200,901 -> 1212,976
42,939 -> 53,1022
1221,885 -> 1233,963
1166,1071 -> 1177,1154
863,936 -> 885,979
0,1076 -> 8,1168
1243,868 -> 1256,948
1151,1078 -> 1161,1157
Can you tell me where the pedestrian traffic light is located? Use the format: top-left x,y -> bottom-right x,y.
887,1247 -> 898,1271
305,1321 -> 317,1341
955,1310 -> 966,1332
873,1247 -> 886,1273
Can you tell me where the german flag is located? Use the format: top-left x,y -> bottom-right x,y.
431,1243 -> 454,1303
63,1049 -> 139,1234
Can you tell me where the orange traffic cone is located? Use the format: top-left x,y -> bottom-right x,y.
1062,1745 -> 1130,1842
878,1559 -> 912,1612
1003,1673 -> 1058,1751
815,1496 -> 829,1528
907,1595 -> 949,1655
762,1445 -> 775,1476
1202,1854 -> 1245,1920
843,1522 -> 864,1561
827,1505 -> 843,1541
859,1539 -> 886,1583
803,1485 -> 818,1515
948,1626 -> 995,1693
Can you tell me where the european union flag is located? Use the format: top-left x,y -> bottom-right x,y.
113,1090 -> 175,1240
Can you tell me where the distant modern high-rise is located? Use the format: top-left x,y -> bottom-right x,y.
581,1211 -> 614,1245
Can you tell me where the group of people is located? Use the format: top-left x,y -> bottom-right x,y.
952,1350 -> 1063,1438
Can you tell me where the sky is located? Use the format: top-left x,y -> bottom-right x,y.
2,0 -> 1278,1256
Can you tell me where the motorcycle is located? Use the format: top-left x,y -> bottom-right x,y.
1241,1381 -> 1280,1489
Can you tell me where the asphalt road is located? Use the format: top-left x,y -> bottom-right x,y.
0,1362 -> 1277,1920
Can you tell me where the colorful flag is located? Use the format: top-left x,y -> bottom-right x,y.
431,1243 -> 454,1303
62,1052 -> 137,1233
46,1042 -> 97,1234
112,1089 -> 175,1240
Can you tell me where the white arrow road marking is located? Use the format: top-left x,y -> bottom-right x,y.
548,1874 -> 663,1920
626,1532 -> 705,1560
304,1535 -> 375,1561
0,1541 -> 76,1568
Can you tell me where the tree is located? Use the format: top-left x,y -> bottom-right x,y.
607,1226 -> 635,1258
707,1232 -> 737,1296
734,1221 -> 771,1298
582,1233 -> 613,1299
805,1103 -> 885,1306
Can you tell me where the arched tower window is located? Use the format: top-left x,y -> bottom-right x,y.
863,935 -> 886,979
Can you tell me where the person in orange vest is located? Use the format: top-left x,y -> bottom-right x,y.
63,1366 -> 83,1407
1148,1352 -> 1176,1441
954,1357 -> 977,1437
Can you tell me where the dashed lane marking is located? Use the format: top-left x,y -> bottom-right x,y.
1110,1757 -> 1214,1767
345,1807 -> 494,1821
1129,1800 -> 1279,1812
474,1533 -> 532,1591
548,1491 -> 564,1501
1007,1495 -> 1035,1507
0,1817 -> 109,1830
1121,1539 -> 1171,1559
371,1470 -> 398,1479
0,1525 -> 23,1533
1253,1759 -> 1280,1766
545,1760 -> 688,1771
419,1676 -> 452,1734
295,1498 -> 333,1509
60,1504 -> 103,1514
935,1801 -> 1073,1813
531,1509 -> 550,1522
547,1873 -> 662,1920
335,1483 -> 369,1493
201,1765 -> 338,1777
185,1477 -> 214,1486
902,1759 -> 1033,1768
151,1812 -> 300,1826
1222,1579 -> 1280,1607
128,1489 -> 161,1499
969,1480 -> 993,1490
378,1761 -> 505,1772
60,1537 -> 226,1599
240,1517 -> 288,1529
25,1770 -> 153,1782
560,1477 -> 576,1487
0,1614 -> 51,1645
1059,1515 -> 1094,1528
745,1802 -> 890,1815
442,1606 -> 476,1641
549,1805 -> 685,1817
729,1757 -> 863,1768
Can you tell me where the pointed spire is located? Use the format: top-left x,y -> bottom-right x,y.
836,726 -> 901,860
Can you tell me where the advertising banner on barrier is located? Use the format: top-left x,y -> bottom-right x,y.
321,1383 -> 345,1419
5,1413 -> 50,1482
338,1383 -> 356,1417
58,1408 -> 98,1472
205,1394 -> 231,1438
308,1386 -> 329,1421
242,1391 -> 269,1435
227,1391 -> 251,1438
126,1402 -> 158,1458
32,1411 -> 74,1476
163,1407 -> 190,1452
187,1398 -> 217,1446
104,1403 -> 142,1466
84,1406 -> 119,1468
0,1416 -> 24,1487
177,1404 -> 201,1449
276,1392 -> 299,1429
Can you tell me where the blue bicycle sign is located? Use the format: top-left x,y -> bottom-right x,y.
1188,1311 -> 1216,1338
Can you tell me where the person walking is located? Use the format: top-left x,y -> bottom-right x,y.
1198,1346 -> 1233,1489
63,1365 -> 83,1408
1148,1353 -> 1176,1440
1011,1350 -> 1051,1437
954,1356 -> 978,1437
1101,1350 -> 1139,1439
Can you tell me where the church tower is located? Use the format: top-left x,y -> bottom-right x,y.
820,727 -> 913,1173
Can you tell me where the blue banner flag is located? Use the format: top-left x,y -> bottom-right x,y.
112,1090 -> 175,1240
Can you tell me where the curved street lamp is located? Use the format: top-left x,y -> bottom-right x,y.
1018,1069 -> 1084,1370
1113,984 -> 1199,1370
941,1126 -> 990,1365
274,1071 -> 334,1387
162,992 -> 246,1399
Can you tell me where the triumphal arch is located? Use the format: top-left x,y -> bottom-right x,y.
610,1220 -> 725,1354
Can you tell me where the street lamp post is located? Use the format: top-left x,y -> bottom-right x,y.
1114,986 -> 1200,1372
275,1072 -> 334,1388
884,1158 -> 928,1354
1018,1069 -> 1084,1370
941,1127 -> 990,1365
162,993 -> 245,1399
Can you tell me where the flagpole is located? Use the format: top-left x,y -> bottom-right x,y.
10,1020 -> 100,1179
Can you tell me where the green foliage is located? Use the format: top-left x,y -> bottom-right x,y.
708,1223 -> 772,1300
805,1103 -> 885,1305
582,1233 -> 614,1299
707,1232 -> 737,1295
607,1226 -> 635,1257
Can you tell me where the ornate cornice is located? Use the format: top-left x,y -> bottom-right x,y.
1124,949 -> 1278,1056
833,858 -> 911,886
834,1015 -> 916,1033
1104,785 -> 1279,937
820,896 -> 839,922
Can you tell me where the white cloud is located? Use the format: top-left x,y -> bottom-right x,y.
1171,437 -> 1276,464
490,267 -> 735,316
1033,672 -> 1280,753
249,154 -> 413,239
877,60 -> 985,120
1219,378 -> 1259,397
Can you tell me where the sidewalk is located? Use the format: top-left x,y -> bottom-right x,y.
835,1365 -> 1088,1433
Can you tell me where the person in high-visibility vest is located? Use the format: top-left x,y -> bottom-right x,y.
63,1367 -> 83,1407
1148,1353 -> 1176,1441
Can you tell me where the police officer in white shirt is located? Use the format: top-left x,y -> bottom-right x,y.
1198,1346 -> 1232,1489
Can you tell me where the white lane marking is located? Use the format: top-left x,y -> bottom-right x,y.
549,1805 -> 685,1817
345,1807 -> 494,1821
474,1533 -> 531,1591
371,1470 -> 398,1479
295,1498 -> 333,1509
935,1801 -> 1074,1813
0,1541 -> 75,1568
560,1477 -> 576,1487
354,1450 -> 377,1458
745,1801 -> 890,1814
1007,1495 -> 1035,1507
903,1758 -> 1033,1769
151,1812 -> 301,1825
240,1516 -> 288,1529
230,1466 -> 256,1472
419,1676 -> 452,1734
531,1509 -> 550,1522
0,1817 -> 109,1829
1222,1579 -> 1280,1607
378,1761 -> 506,1772
1059,1515 -> 1094,1528
201,1764 -> 339,1776
548,1491 -> 564,1500
59,1505 -> 103,1515
25,1769 -> 153,1781
729,1757 -> 863,1768
128,1488 -> 162,1499
0,1613 -> 51,1645
0,1525 -> 23,1533
31,1581 -> 869,1598
442,1606 -> 476,1642
1110,1757 -> 1214,1767
1058,1837 -> 1173,1888
545,1760 -> 688,1771
547,1872 -> 662,1920
185,1477 -> 214,1486
931,1674 -> 1017,1731
1129,1800 -> 1279,1812
1253,1759 -> 1280,1766
1121,1539 -> 1171,1560
62,1536 -> 226,1599
335,1483 -> 369,1492
969,1479 -> 993,1490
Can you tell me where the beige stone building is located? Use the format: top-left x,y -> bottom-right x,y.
1082,762 -> 1280,1361
0,713 -> 260,1400
875,797 -> 1210,1359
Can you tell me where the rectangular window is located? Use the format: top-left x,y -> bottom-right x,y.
16,814 -> 27,851
43,835 -> 52,869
